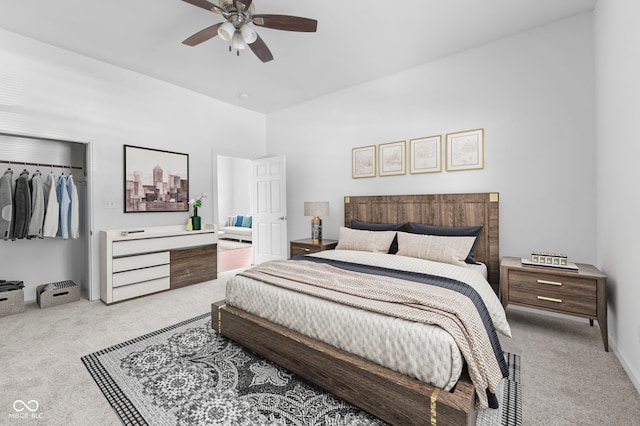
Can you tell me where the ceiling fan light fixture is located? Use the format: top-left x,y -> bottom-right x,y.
218,21 -> 235,41
231,31 -> 246,50
240,24 -> 257,44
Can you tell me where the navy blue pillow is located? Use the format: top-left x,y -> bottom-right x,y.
350,220 -> 406,254
234,215 -> 244,227
406,222 -> 483,264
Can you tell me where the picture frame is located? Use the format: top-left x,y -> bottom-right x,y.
379,140 -> 406,177
445,128 -> 484,171
124,145 -> 189,213
409,135 -> 442,174
352,145 -> 376,178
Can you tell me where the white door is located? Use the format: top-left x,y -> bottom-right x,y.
252,155 -> 287,264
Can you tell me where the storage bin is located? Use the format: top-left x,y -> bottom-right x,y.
0,288 -> 24,317
36,280 -> 80,309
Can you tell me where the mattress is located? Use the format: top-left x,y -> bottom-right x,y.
225,250 -> 510,392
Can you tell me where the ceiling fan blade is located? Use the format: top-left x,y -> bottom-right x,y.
182,23 -> 223,46
249,34 -> 274,63
182,0 -> 225,14
252,14 -> 317,32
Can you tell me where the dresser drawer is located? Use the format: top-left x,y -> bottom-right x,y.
112,277 -> 170,302
112,233 -> 215,256
508,270 -> 596,316
112,264 -> 171,287
113,251 -> 170,273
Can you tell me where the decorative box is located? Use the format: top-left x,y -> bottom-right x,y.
531,251 -> 568,266
0,288 -> 24,317
36,280 -> 80,309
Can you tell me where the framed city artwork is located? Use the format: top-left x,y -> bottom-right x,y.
123,145 -> 189,212
446,128 -> 484,171
379,140 -> 406,177
410,135 -> 441,174
352,145 -> 376,178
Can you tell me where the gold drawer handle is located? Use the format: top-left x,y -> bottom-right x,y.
302,248 -> 311,252
537,279 -> 562,286
537,296 -> 562,303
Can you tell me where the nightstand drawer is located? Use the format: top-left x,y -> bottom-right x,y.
508,286 -> 596,316
508,270 -> 596,316
290,239 -> 338,258
509,270 -> 596,297
290,245 -> 319,257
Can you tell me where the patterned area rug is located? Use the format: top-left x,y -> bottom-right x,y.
82,314 -> 521,425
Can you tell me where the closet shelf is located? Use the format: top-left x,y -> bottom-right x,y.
1,160 -> 82,170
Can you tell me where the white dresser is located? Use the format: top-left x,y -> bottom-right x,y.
100,225 -> 217,304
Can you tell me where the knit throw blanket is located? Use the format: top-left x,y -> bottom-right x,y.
240,259 -> 503,410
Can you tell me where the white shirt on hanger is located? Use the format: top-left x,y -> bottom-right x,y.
42,172 -> 59,238
68,174 -> 79,240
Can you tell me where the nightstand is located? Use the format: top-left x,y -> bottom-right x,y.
290,238 -> 338,257
500,256 -> 608,351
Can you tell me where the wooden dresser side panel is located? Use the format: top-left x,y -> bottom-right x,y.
170,245 -> 217,289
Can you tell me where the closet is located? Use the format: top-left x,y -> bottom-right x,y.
0,132 -> 89,303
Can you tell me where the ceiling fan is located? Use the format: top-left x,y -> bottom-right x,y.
181,0 -> 318,63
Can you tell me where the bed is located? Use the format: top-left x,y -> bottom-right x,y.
213,193 -> 507,425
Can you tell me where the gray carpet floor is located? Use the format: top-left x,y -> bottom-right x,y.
1,270 -> 639,425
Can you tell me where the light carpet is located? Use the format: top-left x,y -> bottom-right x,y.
218,239 -> 252,250
82,313 -> 521,425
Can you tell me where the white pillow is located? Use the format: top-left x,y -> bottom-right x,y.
335,227 -> 397,254
396,232 -> 476,267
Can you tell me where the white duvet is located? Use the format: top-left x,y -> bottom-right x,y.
225,250 -> 510,391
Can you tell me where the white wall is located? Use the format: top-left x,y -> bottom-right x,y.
0,29 -> 266,301
217,155 -> 251,225
595,0 -> 640,391
267,13 -> 596,266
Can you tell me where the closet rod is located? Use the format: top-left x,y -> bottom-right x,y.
0,160 -> 82,170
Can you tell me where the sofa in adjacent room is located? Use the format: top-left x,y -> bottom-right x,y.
219,215 -> 253,242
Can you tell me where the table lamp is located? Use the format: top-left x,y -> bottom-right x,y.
304,201 -> 330,243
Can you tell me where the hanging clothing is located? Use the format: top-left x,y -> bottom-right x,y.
42,173 -> 50,213
42,173 -> 59,238
68,174 -> 79,240
27,171 -> 44,239
0,169 -> 13,240
56,175 -> 70,240
11,170 -> 31,240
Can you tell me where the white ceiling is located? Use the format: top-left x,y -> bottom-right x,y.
0,0 -> 596,114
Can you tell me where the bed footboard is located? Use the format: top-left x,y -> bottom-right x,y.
212,301 -> 477,426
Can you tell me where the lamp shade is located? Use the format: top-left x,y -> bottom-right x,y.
218,21 -> 235,41
240,24 -> 258,44
231,31 -> 246,50
304,201 -> 330,217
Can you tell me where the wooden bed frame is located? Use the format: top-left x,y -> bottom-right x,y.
213,192 -> 500,426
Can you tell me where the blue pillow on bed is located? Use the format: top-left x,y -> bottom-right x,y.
406,222 -> 483,264
350,220 -> 406,254
234,215 -> 244,227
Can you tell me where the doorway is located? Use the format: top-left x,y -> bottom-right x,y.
216,155 -> 252,272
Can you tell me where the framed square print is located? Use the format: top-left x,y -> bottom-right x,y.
352,145 -> 376,178
446,128 -> 484,171
124,145 -> 189,212
379,140 -> 406,177
410,135 -> 441,174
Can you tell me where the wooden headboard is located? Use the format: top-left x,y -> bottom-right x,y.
344,193 -> 500,293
